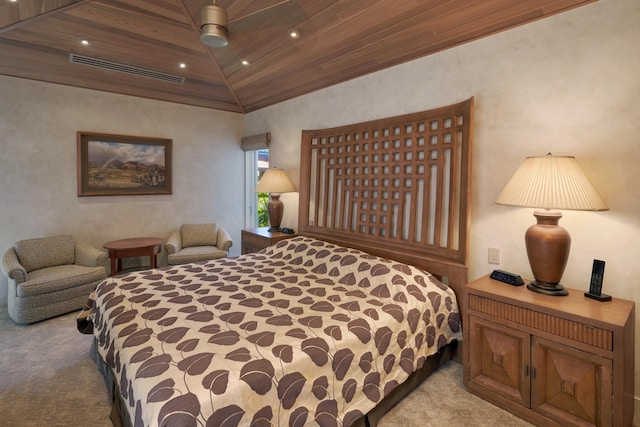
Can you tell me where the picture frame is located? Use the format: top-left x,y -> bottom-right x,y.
77,131 -> 172,197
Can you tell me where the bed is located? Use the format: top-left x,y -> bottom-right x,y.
78,97 -> 474,426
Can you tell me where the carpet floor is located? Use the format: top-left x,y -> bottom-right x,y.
0,306 -> 532,426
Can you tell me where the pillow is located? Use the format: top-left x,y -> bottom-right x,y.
15,235 -> 75,272
181,223 -> 218,248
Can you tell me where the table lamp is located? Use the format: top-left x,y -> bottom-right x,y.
255,168 -> 296,232
495,154 -> 608,296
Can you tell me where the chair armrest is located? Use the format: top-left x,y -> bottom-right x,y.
165,230 -> 181,255
75,242 -> 108,267
216,228 -> 233,252
2,247 -> 27,283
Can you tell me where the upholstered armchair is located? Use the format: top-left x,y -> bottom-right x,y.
1,235 -> 108,324
165,223 -> 233,265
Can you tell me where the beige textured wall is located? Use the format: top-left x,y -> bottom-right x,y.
0,78 -> 246,304
245,0 -> 640,417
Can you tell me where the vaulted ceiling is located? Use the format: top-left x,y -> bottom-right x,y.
1,0 -> 595,113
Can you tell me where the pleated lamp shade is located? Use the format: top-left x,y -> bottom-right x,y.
495,154 -> 607,296
255,168 -> 295,194
496,155 -> 608,211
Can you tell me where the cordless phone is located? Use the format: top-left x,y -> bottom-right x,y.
584,259 -> 611,301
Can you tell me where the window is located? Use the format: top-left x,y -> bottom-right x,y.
242,133 -> 271,228
244,148 -> 269,228
256,149 -> 269,227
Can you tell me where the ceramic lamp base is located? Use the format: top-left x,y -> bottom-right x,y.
267,194 -> 284,231
525,210 -> 571,297
527,280 -> 569,296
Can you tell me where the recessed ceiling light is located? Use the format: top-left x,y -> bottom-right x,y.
241,59 -> 250,66
77,37 -> 91,46
178,62 -> 187,69
289,29 -> 300,39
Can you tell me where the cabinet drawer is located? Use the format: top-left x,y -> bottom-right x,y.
468,294 -> 613,352
241,228 -> 297,254
242,232 -> 270,249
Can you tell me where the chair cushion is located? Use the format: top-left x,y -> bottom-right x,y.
15,235 -> 75,273
167,246 -> 227,265
17,264 -> 107,297
181,223 -> 218,248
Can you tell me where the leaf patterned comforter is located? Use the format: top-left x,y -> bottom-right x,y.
85,236 -> 462,426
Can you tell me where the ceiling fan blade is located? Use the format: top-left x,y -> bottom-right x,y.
225,0 -> 292,24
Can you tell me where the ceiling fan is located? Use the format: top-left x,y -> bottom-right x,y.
199,0 -> 292,48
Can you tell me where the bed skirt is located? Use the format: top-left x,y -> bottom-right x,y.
90,338 -> 457,427
90,339 -> 132,427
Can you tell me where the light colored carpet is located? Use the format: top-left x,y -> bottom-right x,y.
379,363 -> 532,427
0,306 -> 532,426
0,306 -> 111,427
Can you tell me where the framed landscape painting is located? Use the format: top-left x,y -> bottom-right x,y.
77,132 -> 172,196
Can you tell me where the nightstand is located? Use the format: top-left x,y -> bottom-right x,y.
241,227 -> 297,254
463,274 -> 634,427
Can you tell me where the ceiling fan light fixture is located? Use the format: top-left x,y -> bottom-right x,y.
200,4 -> 229,48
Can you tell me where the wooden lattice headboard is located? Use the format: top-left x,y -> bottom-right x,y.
298,98 -> 474,297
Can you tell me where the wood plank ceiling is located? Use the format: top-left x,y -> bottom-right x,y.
0,0 -> 596,113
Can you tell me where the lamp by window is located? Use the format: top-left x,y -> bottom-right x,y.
255,168 -> 296,232
496,154 -> 608,296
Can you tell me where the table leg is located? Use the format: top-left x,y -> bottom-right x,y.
110,256 -> 116,277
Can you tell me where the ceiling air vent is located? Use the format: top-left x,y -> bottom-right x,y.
69,54 -> 185,84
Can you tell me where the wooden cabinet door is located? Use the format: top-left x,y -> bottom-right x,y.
531,337 -> 612,427
468,316 -> 530,407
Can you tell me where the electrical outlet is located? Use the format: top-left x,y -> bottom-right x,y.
488,247 -> 500,265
